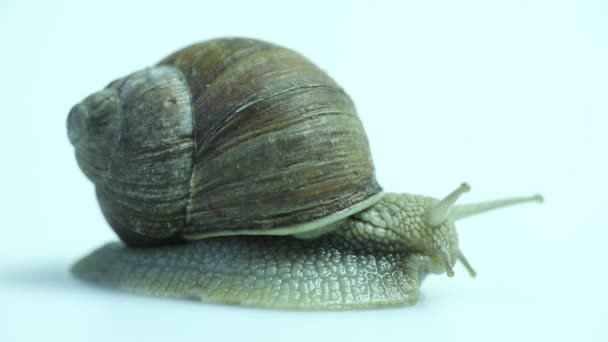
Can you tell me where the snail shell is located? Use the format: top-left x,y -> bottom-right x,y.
67,38 -> 382,245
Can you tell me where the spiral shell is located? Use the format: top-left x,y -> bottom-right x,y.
67,38 -> 382,245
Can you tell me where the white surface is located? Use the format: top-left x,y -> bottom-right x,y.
0,0 -> 606,341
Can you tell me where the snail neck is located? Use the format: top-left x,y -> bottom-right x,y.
328,193 -> 444,254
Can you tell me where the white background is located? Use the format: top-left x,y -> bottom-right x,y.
1,0 -> 606,341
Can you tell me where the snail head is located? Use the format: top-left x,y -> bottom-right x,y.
421,183 -> 543,278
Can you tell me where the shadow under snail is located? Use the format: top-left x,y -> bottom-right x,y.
67,37 -> 542,309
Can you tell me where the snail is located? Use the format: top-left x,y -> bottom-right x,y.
67,37 -> 542,309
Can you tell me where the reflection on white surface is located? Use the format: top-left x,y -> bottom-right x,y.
0,0 -> 606,341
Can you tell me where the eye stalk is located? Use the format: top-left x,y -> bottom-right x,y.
427,182 -> 543,278
426,182 -> 471,226
450,193 -> 544,221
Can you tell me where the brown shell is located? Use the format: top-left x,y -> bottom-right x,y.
67,38 -> 382,245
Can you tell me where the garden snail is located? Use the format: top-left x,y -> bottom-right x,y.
68,37 -> 542,309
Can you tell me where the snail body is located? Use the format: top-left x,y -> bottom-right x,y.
68,38 -> 542,309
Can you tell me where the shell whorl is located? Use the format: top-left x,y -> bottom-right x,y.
69,38 -> 382,245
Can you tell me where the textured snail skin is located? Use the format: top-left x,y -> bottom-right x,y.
72,235 -> 426,309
